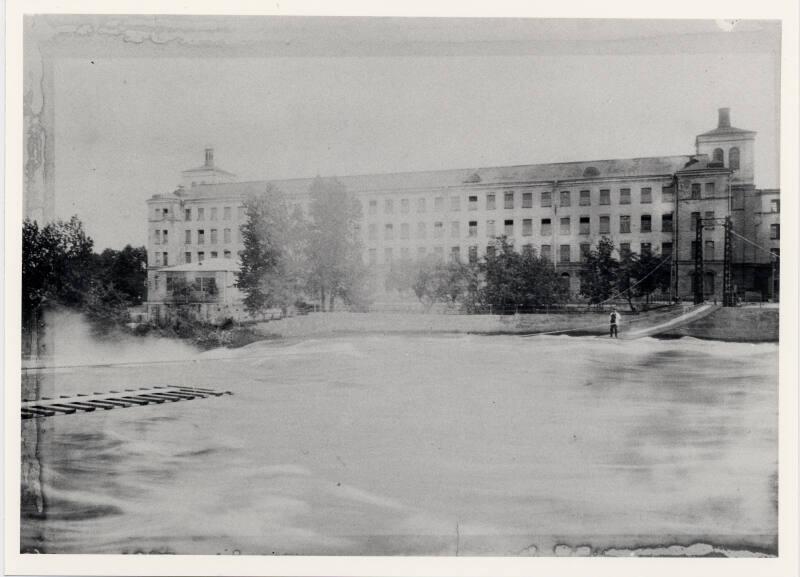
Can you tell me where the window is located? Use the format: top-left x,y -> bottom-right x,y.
691,183 -> 701,200
368,224 -> 377,240
185,208 -> 192,221
417,222 -> 427,239
771,224 -> 780,239
163,208 -> 169,218
486,245 -> 496,259
224,206 -> 232,220
522,192 -> 533,208
468,196 -> 478,211
468,221 -> 478,237
599,189 -> 610,205
210,207 -> 218,221
504,191 -> 514,209
770,199 -> 780,213
434,222 -> 444,238
580,243 -> 591,262
705,240 -> 715,260
705,182 -> 715,196
210,229 -> 218,244
435,197 -> 444,212
522,219 -> 533,237
368,249 -> 377,264
224,250 -> 231,259
369,200 -> 377,216
599,215 -> 610,234
197,229 -> 205,244
662,185 -> 675,203
541,191 -> 552,207
154,230 -> 161,245
400,223 -> 410,240
713,148 -> 724,163
450,246 -> 461,262
662,242 -> 673,256
729,147 -> 740,170
401,247 -> 410,260
385,248 -> 393,263
451,221 -> 460,238
224,228 -> 232,244
434,246 -> 444,259
691,241 -> 700,258
620,188 -> 631,205
162,253 -> 168,266
486,220 -> 496,237
237,206 -> 245,220
705,211 -> 715,229
184,252 -> 192,264
385,199 -> 394,214
417,198 -> 426,213
640,243 -> 652,256
541,218 -> 552,236
560,217 -> 570,235
619,243 -> 631,256
690,212 -> 701,230
579,217 -> 590,235
661,213 -> 673,232
385,224 -> 394,241
197,207 -> 205,221
579,190 -> 591,206
211,251 -> 218,259
486,194 -> 496,210
640,187 -> 652,204
560,191 -> 571,207
640,215 -> 652,233
451,196 -> 461,211
197,251 -> 205,262
522,244 -> 533,256
504,219 -> 514,236
541,244 -> 552,261
620,215 -> 631,233
468,246 -> 478,263
559,244 -> 571,263
401,199 -> 410,214
417,247 -> 427,259
185,230 -> 191,244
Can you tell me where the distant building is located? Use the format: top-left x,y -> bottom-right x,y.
145,108 -> 779,320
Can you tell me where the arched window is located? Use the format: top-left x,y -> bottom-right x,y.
729,147 -> 740,170
712,148 -> 724,163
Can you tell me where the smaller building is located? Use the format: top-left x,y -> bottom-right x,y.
146,258 -> 246,325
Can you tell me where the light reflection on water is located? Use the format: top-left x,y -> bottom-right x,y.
21,333 -> 778,555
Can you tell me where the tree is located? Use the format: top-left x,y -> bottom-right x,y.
304,177 -> 366,311
579,237 -> 619,306
623,249 -> 671,307
235,185 -> 294,317
91,245 -> 148,304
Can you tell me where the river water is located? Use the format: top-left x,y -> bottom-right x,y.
21,324 -> 778,556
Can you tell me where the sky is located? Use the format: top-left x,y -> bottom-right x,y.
48,17 -> 781,250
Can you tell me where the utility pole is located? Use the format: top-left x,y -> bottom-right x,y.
722,216 -> 734,306
693,214 -> 704,304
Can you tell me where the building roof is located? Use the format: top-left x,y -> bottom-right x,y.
696,126 -> 756,138
181,165 -> 237,177
161,258 -> 239,273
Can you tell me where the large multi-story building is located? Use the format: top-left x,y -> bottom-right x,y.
145,108 -> 779,321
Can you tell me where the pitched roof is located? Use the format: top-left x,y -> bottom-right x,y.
697,125 -> 756,138
162,258 -> 239,272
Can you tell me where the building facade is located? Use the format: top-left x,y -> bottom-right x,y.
145,109 -> 779,319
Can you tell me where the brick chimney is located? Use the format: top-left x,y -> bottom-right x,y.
204,147 -> 214,168
718,108 -> 731,129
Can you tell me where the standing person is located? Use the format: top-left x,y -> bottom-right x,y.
609,308 -> 619,338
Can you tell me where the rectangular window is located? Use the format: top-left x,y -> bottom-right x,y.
599,215 -> 610,234
185,208 -> 192,221
401,199 -> 410,214
504,191 -> 514,209
197,207 -> 205,221
223,228 -> 231,243
541,218 -> 552,236
224,250 -> 231,259
184,252 -> 191,264
434,246 -> 444,259
486,220 -> 496,237
579,217 -> 590,235
384,224 -> 394,241
704,240 -> 715,260
661,213 -> 673,232
434,197 -> 444,212
705,182 -> 715,196
522,219 -> 533,237
468,196 -> 478,211
691,212 -> 701,230
486,194 -> 496,210
401,247 -> 410,260
210,229 -> 218,244
619,188 -> 631,205
448,221 -> 460,238
522,192 -> 533,208
560,190 -> 571,207
210,251 -> 218,259
237,206 -> 245,220
770,199 -> 780,213
559,217 -> 570,235
197,229 -> 205,244
541,191 -> 552,207
486,245 -> 496,259
162,230 -> 169,244
770,224 -> 780,239
434,222 -> 444,238
154,230 -> 161,244
559,244 -> 571,263
705,211 -> 715,229
620,215 -> 631,233
368,249 -> 377,264
417,198 -> 426,213
599,189 -> 610,205
468,246 -> 478,263
198,251 -> 204,262
368,224 -> 377,240
385,199 -> 397,214
162,252 -> 168,266
185,230 -> 191,244
504,219 -> 514,236
385,248 -> 393,263
640,243 -> 652,256
691,241 -> 700,258
579,190 -> 591,206
661,242 -> 673,256
450,246 -> 461,262
210,207 -> 218,221
641,187 -> 652,204
662,185 -> 675,203
522,244 -> 533,256
468,221 -> 478,237
451,196 -> 461,212
580,243 -> 591,262
541,245 -> 552,261
400,223 -> 410,240
417,222 -> 426,239
619,243 -> 631,255
417,247 -> 427,259
369,200 -> 377,215
691,183 -> 701,199
640,215 -> 652,233
223,206 -> 232,220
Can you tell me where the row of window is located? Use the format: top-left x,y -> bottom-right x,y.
182,206 -> 245,222
182,228 -> 234,245
152,250 -> 234,266
367,213 -> 675,241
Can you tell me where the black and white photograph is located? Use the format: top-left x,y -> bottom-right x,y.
5,3 -> 799,576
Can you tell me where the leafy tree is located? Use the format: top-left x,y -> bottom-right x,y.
624,249 -> 671,307
235,185 -> 293,317
579,237 -> 619,306
91,245 -> 148,304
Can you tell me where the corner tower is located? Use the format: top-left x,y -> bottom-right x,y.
695,108 -> 756,185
